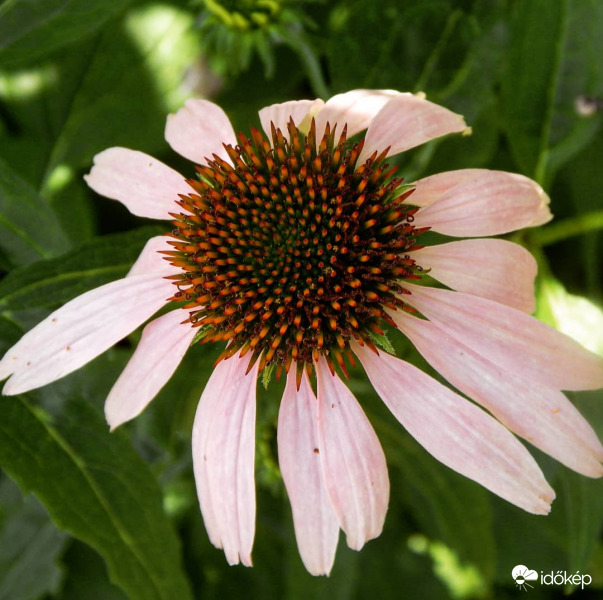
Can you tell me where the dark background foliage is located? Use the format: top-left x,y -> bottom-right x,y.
0,0 -> 602,598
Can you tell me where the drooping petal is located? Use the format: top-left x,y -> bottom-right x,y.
192,355 -> 259,567
358,93 -> 467,164
394,313 -> 603,477
410,239 -> 538,313
313,89 -> 401,140
315,358 -> 389,550
410,169 -> 552,236
355,345 -> 555,514
258,99 -> 324,140
277,370 -> 340,576
1,274 -> 174,394
127,235 -> 179,277
404,284 -> 603,391
84,148 -> 192,220
165,99 -> 236,165
104,309 -> 197,431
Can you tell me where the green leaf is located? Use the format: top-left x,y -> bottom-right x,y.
535,275 -> 603,357
366,329 -> 395,355
348,347 -> 496,581
41,4 -> 201,178
502,0 -> 603,185
551,131 -> 603,299
0,157 -> 71,266
535,278 -> 603,573
559,457 -> 603,575
0,0 -> 132,67
433,1 -> 510,124
55,540 -> 128,600
0,475 -> 69,600
0,396 -> 193,600
0,226 -> 163,312
491,439 -> 603,588
327,0 -> 481,97
0,3 -> 201,229
261,363 -> 276,389
0,315 -> 22,355
328,0 -> 438,92
373,411 -> 496,579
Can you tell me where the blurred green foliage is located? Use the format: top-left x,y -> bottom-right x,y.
0,0 -> 602,598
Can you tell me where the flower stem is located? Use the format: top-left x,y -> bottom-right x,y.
531,211 -> 603,246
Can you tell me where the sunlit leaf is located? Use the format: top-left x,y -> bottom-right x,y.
0,3 -> 201,234
45,4 -> 201,172
534,274 -> 603,577
536,275 -> 603,356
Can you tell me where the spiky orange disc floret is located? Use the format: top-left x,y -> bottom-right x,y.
164,119 -> 427,377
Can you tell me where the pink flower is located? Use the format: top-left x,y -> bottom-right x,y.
1,90 -> 602,576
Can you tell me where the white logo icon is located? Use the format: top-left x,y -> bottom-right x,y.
512,565 -> 538,591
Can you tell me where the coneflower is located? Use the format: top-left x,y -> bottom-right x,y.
1,90 -> 601,576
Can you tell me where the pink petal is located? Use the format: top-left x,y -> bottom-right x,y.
410,169 -> 552,236
1,274 -> 173,394
314,89 -> 401,140
127,235 -> 179,277
410,239 -> 538,313
192,355 -> 259,567
315,358 -> 389,550
355,345 -> 555,514
258,99 -> 324,139
404,284 -> 603,391
358,94 -> 467,164
165,99 -> 236,165
277,370 -> 340,576
105,309 -> 197,431
395,313 -> 603,477
84,148 -> 191,220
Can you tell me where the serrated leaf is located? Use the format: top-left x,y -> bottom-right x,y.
0,0 -> 132,67
0,396 -> 193,600
502,0 -> 603,184
0,226 -> 162,312
0,475 -> 69,600
0,158 -> 70,267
